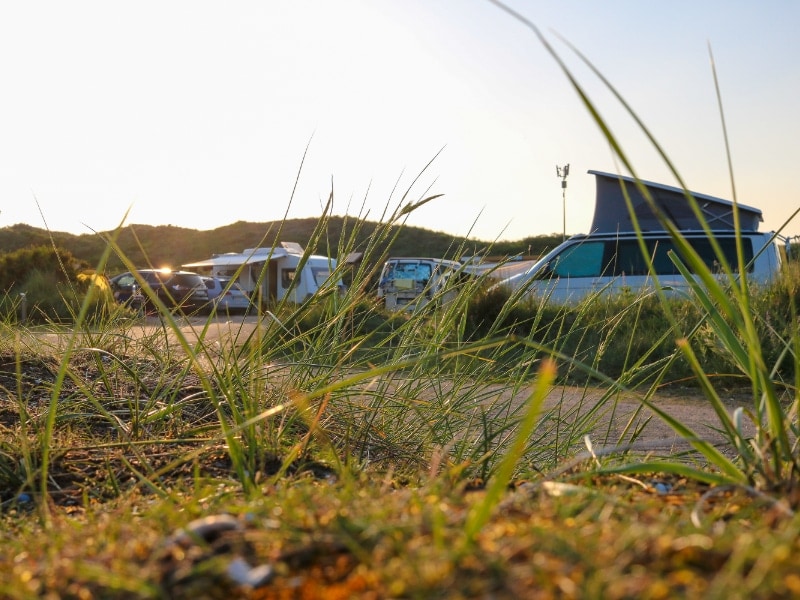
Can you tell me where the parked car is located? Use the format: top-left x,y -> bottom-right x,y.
201,276 -> 253,314
109,269 -> 210,314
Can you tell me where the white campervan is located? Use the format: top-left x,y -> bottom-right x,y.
183,242 -> 340,303
496,170 -> 783,304
499,230 -> 781,304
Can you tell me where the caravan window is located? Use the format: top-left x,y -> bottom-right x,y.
311,267 -> 331,287
281,269 -> 298,288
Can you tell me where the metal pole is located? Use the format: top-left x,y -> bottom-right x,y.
19,292 -> 27,323
556,164 -> 570,241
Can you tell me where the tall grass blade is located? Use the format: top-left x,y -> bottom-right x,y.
463,358 -> 555,542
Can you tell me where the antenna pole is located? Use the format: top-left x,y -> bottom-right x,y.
556,164 -> 570,241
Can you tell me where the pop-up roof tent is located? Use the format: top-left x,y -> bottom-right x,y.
588,170 -> 763,233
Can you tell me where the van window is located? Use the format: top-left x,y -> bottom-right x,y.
611,238 -> 754,276
550,242 -> 606,277
688,238 -> 753,273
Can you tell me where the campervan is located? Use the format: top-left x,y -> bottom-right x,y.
495,171 -> 783,304
183,242 -> 340,304
377,257 -> 462,311
498,230 -> 781,304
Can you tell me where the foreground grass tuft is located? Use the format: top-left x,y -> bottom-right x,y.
2,475 -> 800,598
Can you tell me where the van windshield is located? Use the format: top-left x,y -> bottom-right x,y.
387,262 -> 432,282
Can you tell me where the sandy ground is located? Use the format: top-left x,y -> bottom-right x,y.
20,314 -> 764,450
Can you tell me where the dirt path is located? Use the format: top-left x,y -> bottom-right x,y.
542,385 -> 759,451
19,315 -> 760,449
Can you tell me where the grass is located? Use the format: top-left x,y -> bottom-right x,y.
2,461 -> 800,598
2,6 -> 800,598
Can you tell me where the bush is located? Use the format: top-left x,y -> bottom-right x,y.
0,245 -> 114,324
464,285 -> 535,338
463,277 -> 800,388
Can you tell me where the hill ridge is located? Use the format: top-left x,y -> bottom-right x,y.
0,217 -> 562,273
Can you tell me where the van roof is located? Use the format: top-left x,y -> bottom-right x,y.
567,230 -> 773,241
588,170 -> 763,233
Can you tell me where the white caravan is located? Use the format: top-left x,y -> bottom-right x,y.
183,242 -> 340,303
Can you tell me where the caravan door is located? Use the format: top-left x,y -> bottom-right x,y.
267,261 -> 279,302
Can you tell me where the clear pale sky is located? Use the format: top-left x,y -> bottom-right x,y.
1,1 -> 798,243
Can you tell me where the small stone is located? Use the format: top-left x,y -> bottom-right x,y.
169,514 -> 242,548
226,557 -> 274,588
654,482 -> 670,494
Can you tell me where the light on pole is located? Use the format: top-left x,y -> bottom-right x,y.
556,164 -> 570,241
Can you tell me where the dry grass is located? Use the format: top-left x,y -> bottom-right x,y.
3,470 -> 800,599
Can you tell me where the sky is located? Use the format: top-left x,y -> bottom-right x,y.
1,1 -> 799,245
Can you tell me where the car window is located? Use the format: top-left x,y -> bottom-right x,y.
115,273 -> 136,288
393,262 -> 432,282
687,238 -> 753,273
141,271 -> 162,284
609,240 -> 652,276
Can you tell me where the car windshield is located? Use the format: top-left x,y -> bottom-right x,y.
169,274 -> 201,287
142,271 -> 169,284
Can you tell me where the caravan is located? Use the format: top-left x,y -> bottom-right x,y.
183,242 -> 340,304
497,171 -> 783,303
